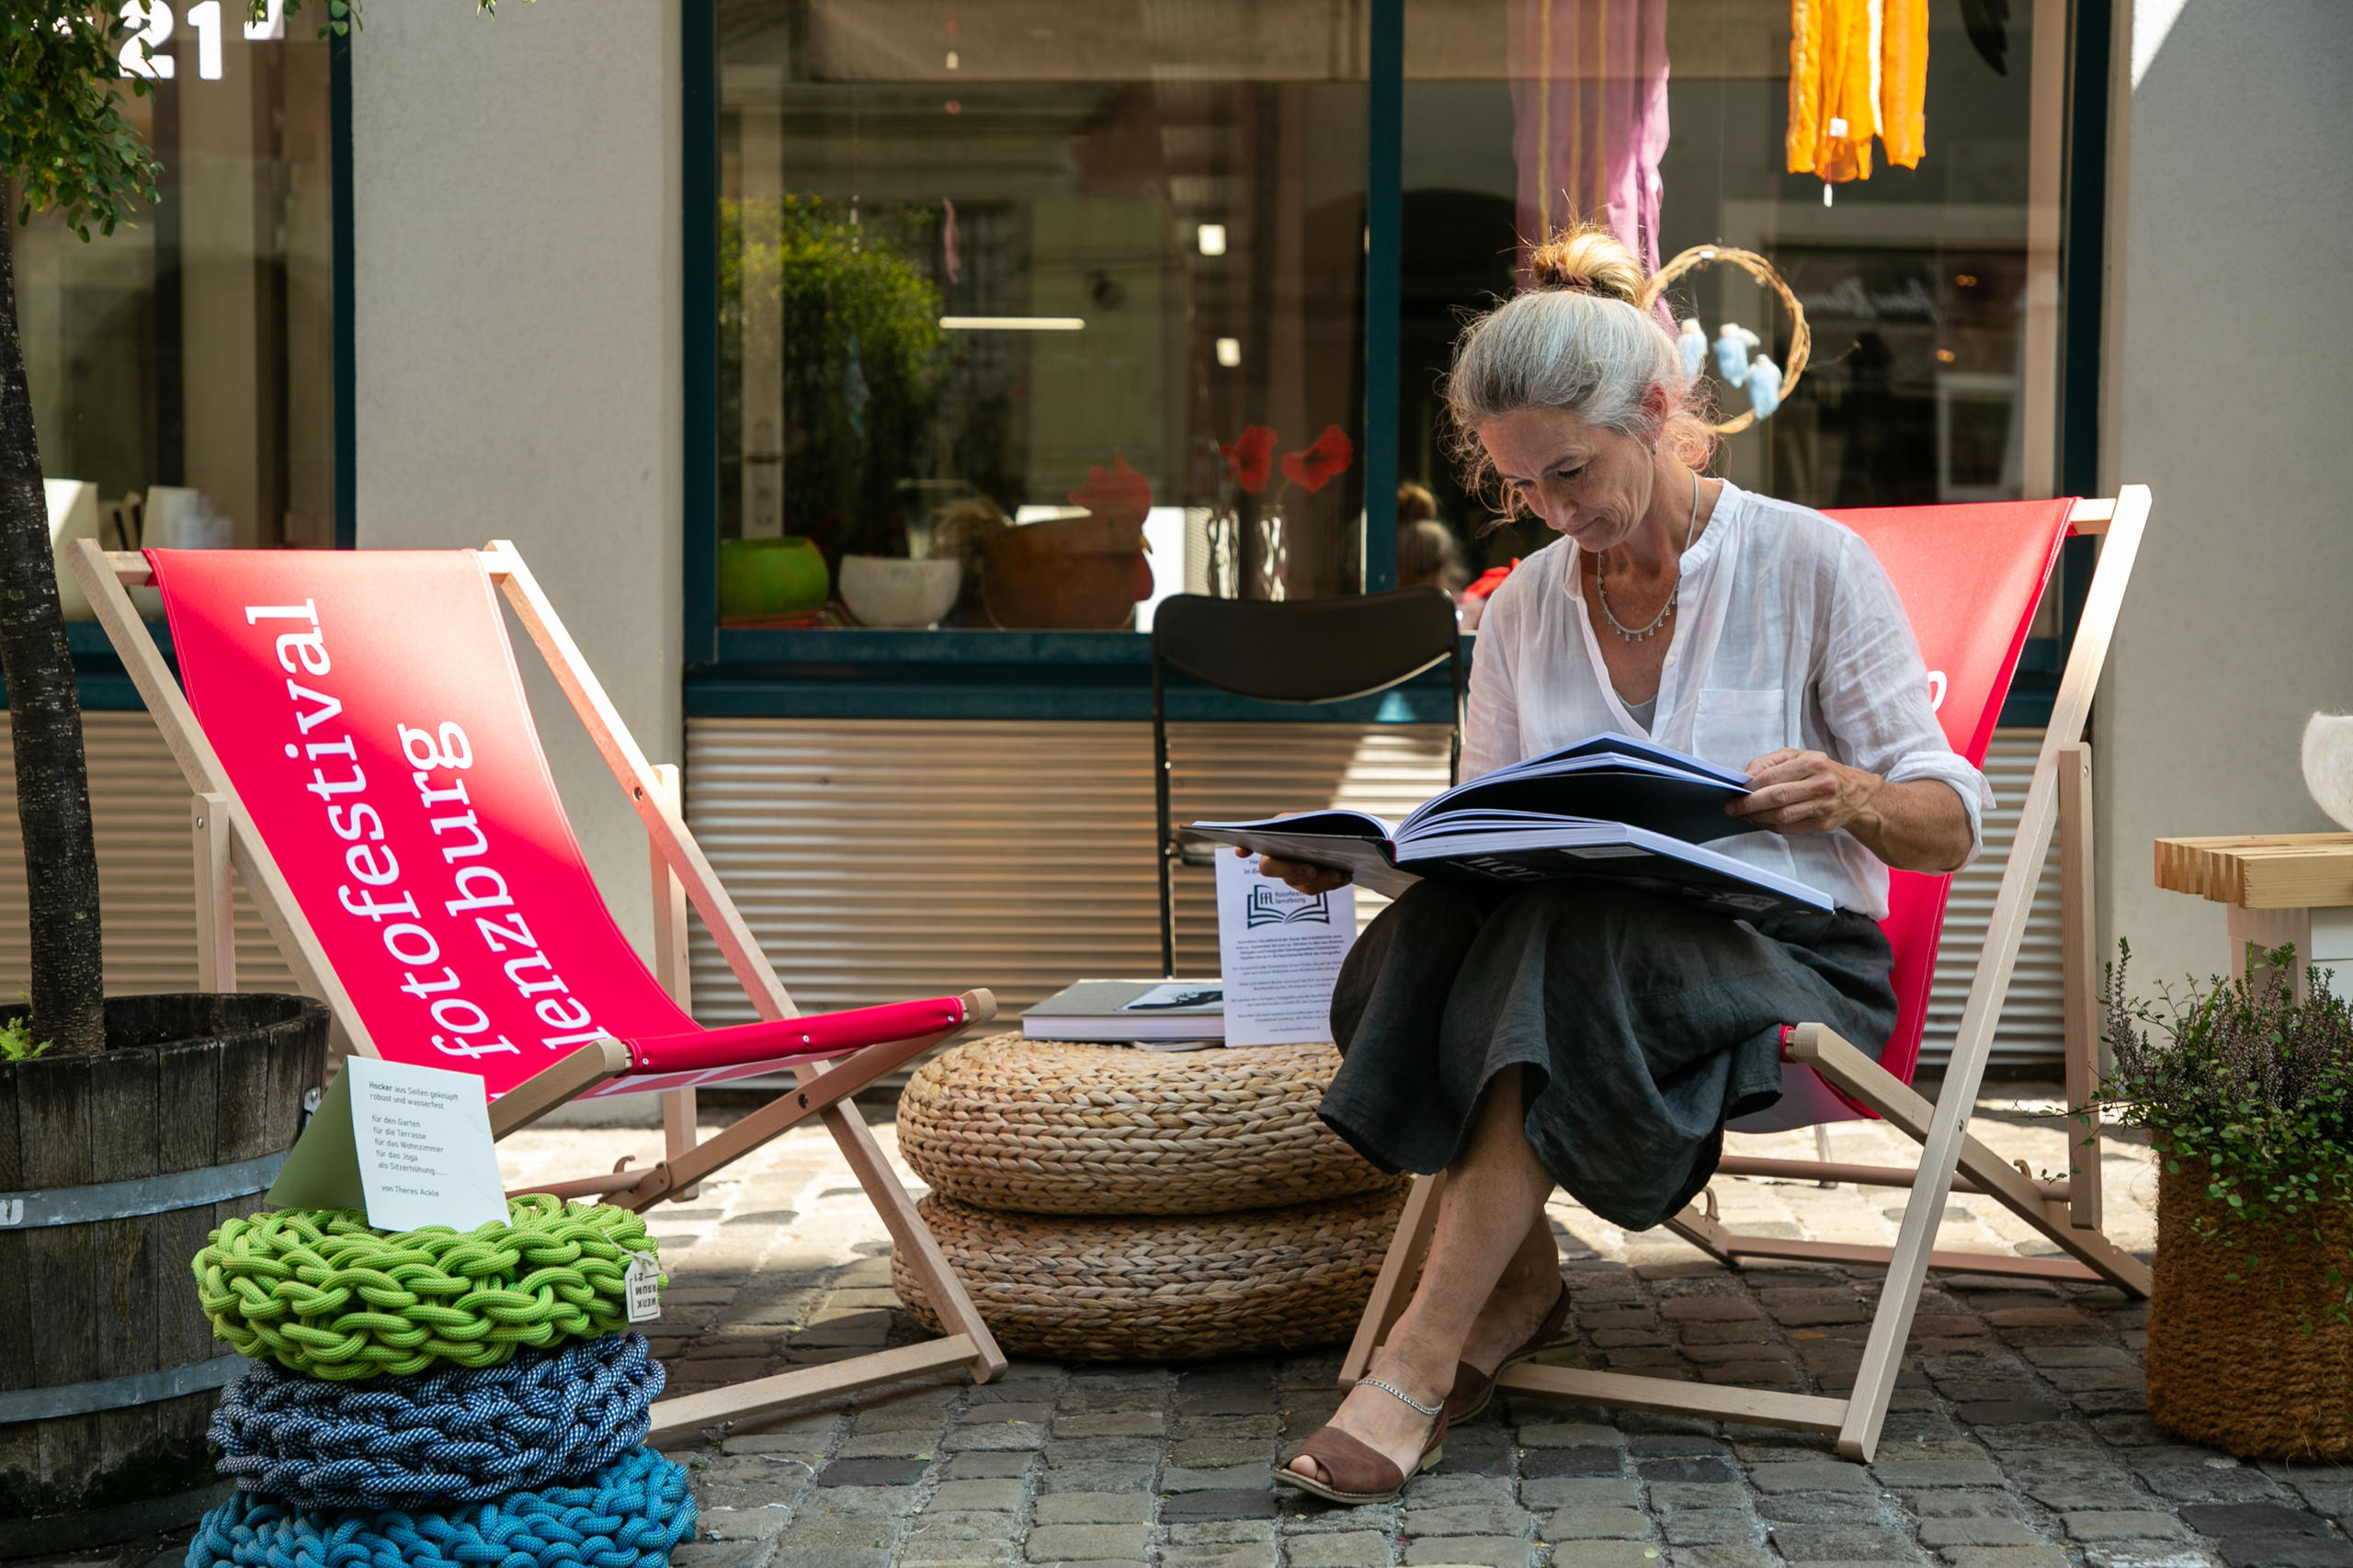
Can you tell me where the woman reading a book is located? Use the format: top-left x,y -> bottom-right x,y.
1268,223 -> 1987,1505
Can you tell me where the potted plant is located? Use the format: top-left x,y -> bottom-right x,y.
2100,942 -> 2353,1460
720,193 -> 944,584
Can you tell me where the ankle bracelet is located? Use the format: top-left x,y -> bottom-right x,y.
1356,1377 -> 1443,1417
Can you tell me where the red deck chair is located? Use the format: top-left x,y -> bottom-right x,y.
1340,487 -> 2154,1461
71,540 -> 1006,1440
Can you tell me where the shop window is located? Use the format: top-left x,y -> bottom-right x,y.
692,0 -> 2087,719
11,8 -> 338,582
713,0 -> 1370,632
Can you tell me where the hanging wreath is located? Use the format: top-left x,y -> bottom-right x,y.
1637,244 -> 1811,437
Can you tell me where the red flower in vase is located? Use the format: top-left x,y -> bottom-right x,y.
1069,456 -> 1154,528
1280,426 -> 1355,494
1219,425 -> 1277,494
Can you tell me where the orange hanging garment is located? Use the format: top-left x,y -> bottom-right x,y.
1787,0 -> 1927,180
1880,0 -> 1928,169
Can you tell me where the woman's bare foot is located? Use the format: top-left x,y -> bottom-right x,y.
1280,1334 -> 1449,1489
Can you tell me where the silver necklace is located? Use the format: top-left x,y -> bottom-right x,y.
1593,476 -> 1701,642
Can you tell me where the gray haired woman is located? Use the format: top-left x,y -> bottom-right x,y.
1262,224 -> 1989,1505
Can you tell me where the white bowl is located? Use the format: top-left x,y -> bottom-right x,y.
840,554 -> 963,628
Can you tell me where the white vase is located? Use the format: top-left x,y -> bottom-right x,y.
839,554 -> 962,629
2302,713 -> 2353,831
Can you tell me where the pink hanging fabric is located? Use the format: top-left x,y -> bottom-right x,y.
1509,0 -> 1672,279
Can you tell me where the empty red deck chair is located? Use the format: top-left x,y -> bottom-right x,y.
73,539 -> 1006,1440
1340,488 -> 2154,1461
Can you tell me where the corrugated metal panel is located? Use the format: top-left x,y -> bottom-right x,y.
1919,729 -> 2063,1068
0,714 -> 299,996
682,718 -> 2064,1066
681,719 -> 1449,1022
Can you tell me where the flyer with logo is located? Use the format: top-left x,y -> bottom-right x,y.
1213,850 -> 1358,1047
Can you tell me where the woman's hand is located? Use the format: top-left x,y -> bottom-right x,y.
1727,748 -> 1972,874
1727,749 -> 1877,835
1244,846 -> 1354,896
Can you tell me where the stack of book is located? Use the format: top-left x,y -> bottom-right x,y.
1022,979 -> 1226,1051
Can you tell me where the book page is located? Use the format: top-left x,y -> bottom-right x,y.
1214,851 -> 1357,1047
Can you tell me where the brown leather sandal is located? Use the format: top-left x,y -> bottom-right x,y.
1444,1278 -> 1571,1424
1273,1377 -> 1449,1506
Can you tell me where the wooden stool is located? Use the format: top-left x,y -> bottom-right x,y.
2154,833 -> 2353,994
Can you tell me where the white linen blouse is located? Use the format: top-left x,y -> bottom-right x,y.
1461,480 -> 1991,919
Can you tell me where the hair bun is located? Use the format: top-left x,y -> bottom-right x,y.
1525,224 -> 1646,305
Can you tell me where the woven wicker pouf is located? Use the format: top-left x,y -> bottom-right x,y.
892,1185 -> 1410,1361
898,1032 -> 1390,1215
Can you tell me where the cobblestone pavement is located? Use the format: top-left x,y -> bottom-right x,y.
498,1085 -> 2344,1568
40,1085 -> 2353,1568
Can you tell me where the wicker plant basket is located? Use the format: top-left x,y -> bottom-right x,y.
2146,1157 -> 2353,1460
897,1033 -> 1391,1216
892,1184 -> 1410,1361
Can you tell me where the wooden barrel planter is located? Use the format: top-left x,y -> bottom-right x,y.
0,994 -> 328,1556
2146,1156 -> 2353,1460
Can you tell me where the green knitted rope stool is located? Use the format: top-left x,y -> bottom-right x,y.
193,1194 -> 664,1381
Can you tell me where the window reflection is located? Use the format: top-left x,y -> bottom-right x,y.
14,18 -> 335,589
716,0 -> 1370,631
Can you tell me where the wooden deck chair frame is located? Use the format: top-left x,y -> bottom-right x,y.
69,538 -> 1006,1441
1339,486 -> 2154,1462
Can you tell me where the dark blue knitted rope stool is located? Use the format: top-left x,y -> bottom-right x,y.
208,1331 -> 665,1510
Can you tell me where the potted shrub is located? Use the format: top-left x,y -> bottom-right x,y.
2101,943 -> 2353,1460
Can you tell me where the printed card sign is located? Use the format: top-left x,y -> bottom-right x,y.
346,1057 -> 508,1233
1214,851 -> 1357,1047
269,1056 -> 508,1233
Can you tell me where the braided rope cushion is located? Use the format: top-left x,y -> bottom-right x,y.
188,1444 -> 696,1568
210,1331 -> 666,1509
193,1195 -> 663,1380
893,1184 -> 1409,1360
897,1033 -> 1391,1215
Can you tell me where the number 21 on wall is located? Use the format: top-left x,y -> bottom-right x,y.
119,0 -> 286,81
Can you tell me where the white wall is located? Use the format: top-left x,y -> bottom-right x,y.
2100,1 -> 2353,984
349,2 -> 682,953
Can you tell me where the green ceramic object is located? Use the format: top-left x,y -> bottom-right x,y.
719,536 -> 831,621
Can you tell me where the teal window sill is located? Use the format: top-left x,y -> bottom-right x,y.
688,629 -> 1467,723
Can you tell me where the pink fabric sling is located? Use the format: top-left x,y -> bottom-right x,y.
1734,497 -> 2076,1132
149,548 -> 969,1101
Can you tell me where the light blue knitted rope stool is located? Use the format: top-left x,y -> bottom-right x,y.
186,1445 -> 696,1568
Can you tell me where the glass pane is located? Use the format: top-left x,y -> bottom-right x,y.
12,12 -> 337,574
1399,0 -> 2048,576
716,0 -> 1370,631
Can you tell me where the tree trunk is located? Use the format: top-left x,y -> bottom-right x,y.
0,220 -> 105,1056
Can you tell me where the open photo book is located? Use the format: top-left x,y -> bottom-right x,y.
1188,733 -> 1834,922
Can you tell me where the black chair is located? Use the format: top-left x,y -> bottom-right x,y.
1150,589 -> 1464,975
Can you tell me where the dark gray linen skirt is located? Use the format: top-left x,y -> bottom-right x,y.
1321,878 -> 1897,1232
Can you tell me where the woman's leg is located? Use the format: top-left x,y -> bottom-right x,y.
1285,1066 -> 1562,1485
